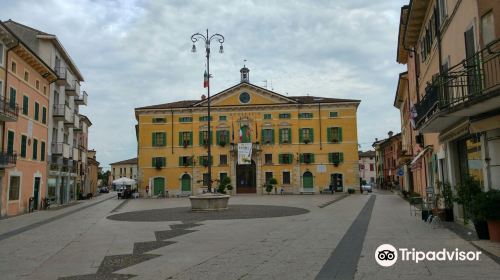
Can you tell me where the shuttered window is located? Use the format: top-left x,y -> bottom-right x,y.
299,128 -> 314,143
328,152 -> 344,164
261,129 -> 275,144
152,132 -> 166,146
179,132 -> 193,147
279,128 -> 292,144
20,135 -> 27,158
327,127 -> 343,143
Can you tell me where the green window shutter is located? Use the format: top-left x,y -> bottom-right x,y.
279,129 -> 283,143
152,133 -> 157,146
34,102 -> 39,121
340,153 -> 344,162
179,157 -> 183,166
42,107 -> 47,124
189,132 -> 193,145
339,128 -> 343,143
261,129 -> 265,143
179,132 -> 183,146
311,154 -> 315,163
22,96 -> 28,115
32,139 -> 38,160
152,157 -> 155,167
299,129 -> 303,143
279,154 -> 283,164
289,154 -> 293,164
299,154 -> 304,163
310,128 -> 314,143
162,132 -> 166,146
9,88 -> 16,109
21,135 -> 27,158
328,153 -> 333,163
216,131 -> 221,145
271,129 -> 275,144
162,157 -> 166,167
41,141 -> 45,161
288,128 -> 292,143
7,131 -> 14,154
327,128 -> 332,142
189,156 -> 193,166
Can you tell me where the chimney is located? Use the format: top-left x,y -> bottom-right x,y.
388,131 -> 393,137
201,94 -> 206,100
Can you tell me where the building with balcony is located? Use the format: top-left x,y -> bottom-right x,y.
358,150 -> 376,186
4,20 -> 91,206
395,0 -> 499,220
0,23 -> 57,217
372,132 -> 403,190
135,67 -> 360,196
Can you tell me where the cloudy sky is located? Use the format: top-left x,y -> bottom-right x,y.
1,0 -> 407,169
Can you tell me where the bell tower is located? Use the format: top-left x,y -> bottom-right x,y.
240,65 -> 250,83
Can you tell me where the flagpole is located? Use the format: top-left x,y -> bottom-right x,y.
191,29 -> 224,193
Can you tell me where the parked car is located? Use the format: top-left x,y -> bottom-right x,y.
99,187 -> 109,193
362,185 -> 373,193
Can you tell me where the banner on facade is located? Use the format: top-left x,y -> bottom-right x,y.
237,143 -> 252,165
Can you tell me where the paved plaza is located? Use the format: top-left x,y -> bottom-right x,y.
0,191 -> 499,280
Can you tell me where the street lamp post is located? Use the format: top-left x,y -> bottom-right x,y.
191,29 -> 224,193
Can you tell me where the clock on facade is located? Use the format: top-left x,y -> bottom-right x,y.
239,92 -> 250,103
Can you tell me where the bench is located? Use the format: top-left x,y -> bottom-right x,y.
300,189 -> 315,194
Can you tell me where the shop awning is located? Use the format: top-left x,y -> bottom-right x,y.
470,115 -> 500,133
410,147 -> 431,166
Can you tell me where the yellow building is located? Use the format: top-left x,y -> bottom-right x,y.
135,67 -> 360,196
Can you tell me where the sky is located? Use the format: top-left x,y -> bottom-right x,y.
1,0 -> 407,169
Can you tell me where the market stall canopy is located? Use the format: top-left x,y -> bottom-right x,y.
112,177 -> 136,186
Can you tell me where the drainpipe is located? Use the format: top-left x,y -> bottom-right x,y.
171,109 -> 174,154
318,102 -> 322,150
2,42 -> 19,152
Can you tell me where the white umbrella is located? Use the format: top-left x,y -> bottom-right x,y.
112,177 -> 136,186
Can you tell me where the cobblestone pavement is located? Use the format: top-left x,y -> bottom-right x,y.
0,191 -> 499,280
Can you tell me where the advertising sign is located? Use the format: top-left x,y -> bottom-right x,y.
237,143 -> 252,165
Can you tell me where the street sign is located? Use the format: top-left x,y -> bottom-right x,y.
397,168 -> 404,176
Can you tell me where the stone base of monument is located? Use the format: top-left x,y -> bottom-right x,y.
189,194 -> 230,211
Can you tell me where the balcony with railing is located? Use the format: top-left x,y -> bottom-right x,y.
75,90 -> 87,106
0,150 -> 17,168
55,67 -> 70,86
53,104 -> 73,123
51,142 -> 70,158
0,95 -> 19,122
415,39 -> 500,132
65,80 -> 80,96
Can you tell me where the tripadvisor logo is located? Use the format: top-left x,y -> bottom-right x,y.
375,244 -> 482,267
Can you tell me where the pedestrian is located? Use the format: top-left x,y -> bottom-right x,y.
360,185 -> 364,194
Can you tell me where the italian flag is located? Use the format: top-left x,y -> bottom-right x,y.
204,70 -> 209,88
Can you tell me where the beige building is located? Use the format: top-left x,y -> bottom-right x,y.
359,150 -> 376,185
109,157 -> 138,183
85,150 -> 99,195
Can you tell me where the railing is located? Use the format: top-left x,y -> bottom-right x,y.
0,96 -> 19,120
75,91 -> 88,104
55,67 -> 67,80
415,39 -> 500,126
0,150 -> 17,166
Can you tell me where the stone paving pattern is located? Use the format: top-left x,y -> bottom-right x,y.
0,192 -> 499,279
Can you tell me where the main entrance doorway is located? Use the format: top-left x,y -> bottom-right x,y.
303,171 -> 313,189
33,177 -> 41,210
236,160 -> 256,193
153,177 -> 165,195
181,174 -> 191,192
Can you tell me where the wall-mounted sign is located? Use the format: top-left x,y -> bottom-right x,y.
237,143 -> 252,165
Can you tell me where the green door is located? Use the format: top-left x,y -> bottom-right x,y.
303,172 -> 313,189
33,177 -> 40,210
153,177 -> 165,195
181,174 -> 191,192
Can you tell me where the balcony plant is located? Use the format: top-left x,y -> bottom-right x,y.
303,139 -> 310,144
219,141 -> 226,147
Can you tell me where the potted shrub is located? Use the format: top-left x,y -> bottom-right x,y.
471,191 -> 490,240
439,181 -> 454,222
269,178 -> 278,194
347,188 -> 355,194
482,190 -> 500,242
264,184 -> 273,194
454,176 -> 482,225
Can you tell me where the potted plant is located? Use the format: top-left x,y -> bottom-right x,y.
481,190 -> 500,241
219,141 -> 226,147
439,181 -> 454,222
264,184 -> 273,194
217,177 -> 231,194
347,188 -> 355,194
269,178 -> 278,194
471,191 -> 490,240
454,176 -> 482,225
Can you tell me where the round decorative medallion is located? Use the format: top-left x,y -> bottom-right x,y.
239,92 -> 250,104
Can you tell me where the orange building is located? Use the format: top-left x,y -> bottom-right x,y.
0,23 -> 57,217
